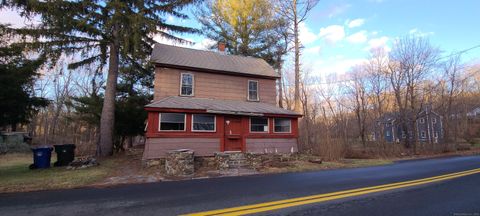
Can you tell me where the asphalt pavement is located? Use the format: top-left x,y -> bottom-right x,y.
1,155 -> 479,216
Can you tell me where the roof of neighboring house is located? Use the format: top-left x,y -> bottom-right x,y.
150,43 -> 279,78
145,96 -> 300,116
377,113 -> 400,123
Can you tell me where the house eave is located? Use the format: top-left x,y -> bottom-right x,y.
144,107 -> 302,118
154,63 -> 280,80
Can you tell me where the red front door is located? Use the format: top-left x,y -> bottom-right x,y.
224,116 -> 243,151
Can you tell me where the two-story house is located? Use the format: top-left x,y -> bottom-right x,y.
143,43 -> 301,159
374,107 -> 443,144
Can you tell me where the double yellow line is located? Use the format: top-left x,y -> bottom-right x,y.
184,168 -> 480,216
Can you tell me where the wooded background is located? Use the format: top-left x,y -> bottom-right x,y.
1,0 -> 479,159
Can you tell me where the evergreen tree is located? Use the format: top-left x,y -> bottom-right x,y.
69,63 -> 151,153
197,0 -> 287,66
2,0 -> 197,156
0,25 -> 48,131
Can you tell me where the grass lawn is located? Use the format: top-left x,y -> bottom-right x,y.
0,152 -> 402,193
0,153 -> 118,193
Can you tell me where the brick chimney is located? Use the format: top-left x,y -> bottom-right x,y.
218,42 -> 226,52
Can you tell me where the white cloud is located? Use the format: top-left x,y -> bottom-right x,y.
299,22 -> 318,45
304,45 -> 321,55
347,18 -> 365,28
309,58 -> 367,78
191,38 -> 216,50
0,8 -> 39,28
409,28 -> 419,34
152,36 -> 216,51
346,30 -> 368,44
409,28 -> 435,37
366,36 -> 390,52
319,25 -> 345,44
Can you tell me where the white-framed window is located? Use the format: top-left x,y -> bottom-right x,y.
432,118 -> 437,124
250,117 -> 269,133
421,131 -> 426,138
192,114 -> 215,132
274,118 -> 291,133
248,80 -> 259,101
180,73 -> 194,96
419,118 -> 425,124
386,130 -> 391,136
159,113 -> 186,131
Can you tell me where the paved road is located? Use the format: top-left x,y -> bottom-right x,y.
1,156 -> 479,216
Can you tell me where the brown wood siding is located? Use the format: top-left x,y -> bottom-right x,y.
154,67 -> 277,104
143,138 -> 220,159
245,138 -> 298,154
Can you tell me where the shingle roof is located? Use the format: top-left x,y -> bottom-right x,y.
151,43 -> 279,78
146,96 -> 300,116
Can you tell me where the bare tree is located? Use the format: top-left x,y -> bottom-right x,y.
365,49 -> 391,148
346,66 -> 370,149
277,0 -> 319,113
387,36 -> 440,152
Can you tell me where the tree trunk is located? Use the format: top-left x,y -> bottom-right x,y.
99,32 -> 119,157
293,5 -> 301,113
278,66 -> 284,108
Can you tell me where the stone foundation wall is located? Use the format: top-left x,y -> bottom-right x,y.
165,149 -> 194,176
214,151 -> 247,170
244,153 -> 296,169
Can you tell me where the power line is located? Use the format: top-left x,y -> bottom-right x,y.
292,43 -> 480,85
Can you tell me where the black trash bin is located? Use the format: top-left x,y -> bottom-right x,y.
53,144 -> 76,167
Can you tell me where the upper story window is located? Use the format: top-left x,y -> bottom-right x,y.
248,80 -> 259,101
432,118 -> 437,124
159,113 -> 185,131
250,117 -> 268,132
180,73 -> 194,96
274,118 -> 291,133
192,114 -> 215,132
419,118 -> 425,124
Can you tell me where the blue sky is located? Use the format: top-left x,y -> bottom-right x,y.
1,0 -> 479,79
163,0 -> 480,79
297,0 -> 480,78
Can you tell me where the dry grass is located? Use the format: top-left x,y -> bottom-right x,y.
262,158 -> 393,174
0,153 -> 119,193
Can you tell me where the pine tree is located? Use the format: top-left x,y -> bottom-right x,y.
2,0 -> 198,156
0,25 -> 48,131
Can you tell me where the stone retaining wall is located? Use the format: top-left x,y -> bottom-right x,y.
165,149 -> 194,176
